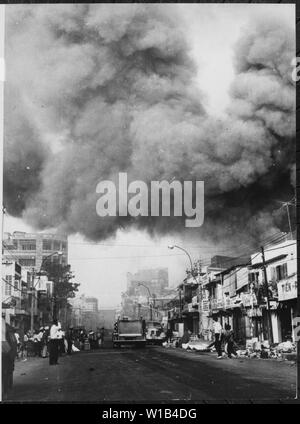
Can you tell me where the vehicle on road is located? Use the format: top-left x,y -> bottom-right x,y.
112,318 -> 146,348
145,321 -> 166,345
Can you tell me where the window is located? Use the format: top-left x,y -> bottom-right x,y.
19,258 -> 36,267
61,242 -> 67,251
19,239 -> 36,251
276,263 -> 288,281
43,240 -> 52,251
53,240 -> 61,251
14,278 -> 19,290
5,275 -> 12,295
249,272 -> 259,285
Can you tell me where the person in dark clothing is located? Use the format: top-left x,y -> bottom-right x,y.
99,327 -> 105,347
166,327 -> 173,343
141,318 -> 146,337
224,324 -> 237,358
2,319 -> 18,399
66,328 -> 73,355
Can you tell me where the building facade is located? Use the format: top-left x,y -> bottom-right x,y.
3,231 -> 68,271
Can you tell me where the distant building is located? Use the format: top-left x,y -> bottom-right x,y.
2,259 -> 32,333
3,231 -> 68,271
127,268 -> 169,297
98,309 -> 116,330
69,295 -> 100,331
84,297 -> 98,312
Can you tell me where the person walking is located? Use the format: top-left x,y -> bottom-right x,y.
37,328 -> 44,357
21,332 -> 29,361
166,327 -> 173,343
49,319 -> 60,365
33,330 -> 41,357
224,324 -> 237,358
100,327 -> 105,348
212,317 -> 223,359
57,326 -> 65,356
66,327 -> 74,355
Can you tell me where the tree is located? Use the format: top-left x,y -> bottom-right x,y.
42,261 -> 80,322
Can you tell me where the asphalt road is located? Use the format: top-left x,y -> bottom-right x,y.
6,341 -> 297,402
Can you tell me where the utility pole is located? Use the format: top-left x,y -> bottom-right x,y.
2,206 -> 5,254
285,202 -> 293,239
276,199 -> 295,240
197,260 -> 202,336
261,246 -> 273,344
179,288 -> 182,319
30,269 -> 36,334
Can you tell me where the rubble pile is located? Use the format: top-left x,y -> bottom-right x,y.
236,339 -> 296,360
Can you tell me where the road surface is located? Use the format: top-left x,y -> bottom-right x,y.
6,342 -> 297,402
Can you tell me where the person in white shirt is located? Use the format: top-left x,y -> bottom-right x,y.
49,320 -> 60,365
212,317 -> 223,359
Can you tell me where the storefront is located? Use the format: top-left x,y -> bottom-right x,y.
277,278 -> 297,342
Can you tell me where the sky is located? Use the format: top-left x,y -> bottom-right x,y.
2,4 -> 295,308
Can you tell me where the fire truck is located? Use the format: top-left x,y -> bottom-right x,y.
112,317 -> 146,348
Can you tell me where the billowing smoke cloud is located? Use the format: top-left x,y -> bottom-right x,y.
4,5 -> 295,247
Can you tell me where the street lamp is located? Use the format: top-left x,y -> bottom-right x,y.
30,251 -> 63,333
168,244 -> 202,334
137,282 -> 153,321
168,245 -> 193,275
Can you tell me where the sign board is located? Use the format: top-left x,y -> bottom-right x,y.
192,295 -> 198,306
277,280 -> 297,301
217,298 -> 224,309
201,299 -> 210,315
241,293 -> 257,308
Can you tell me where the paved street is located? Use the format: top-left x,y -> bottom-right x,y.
6,342 -> 297,402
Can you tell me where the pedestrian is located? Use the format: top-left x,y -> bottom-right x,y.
212,317 -> 223,359
2,318 -> 18,399
49,319 -> 60,365
37,328 -> 44,357
181,329 -> 191,346
88,330 -> 95,349
41,328 -> 49,358
21,332 -> 29,360
57,326 -> 65,356
79,330 -> 85,350
223,324 -> 237,358
33,329 -> 41,357
66,327 -> 73,355
14,330 -> 21,359
100,327 -> 105,348
166,327 -> 173,343
96,329 -> 101,348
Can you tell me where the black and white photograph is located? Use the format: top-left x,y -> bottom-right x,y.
0,2 -> 298,404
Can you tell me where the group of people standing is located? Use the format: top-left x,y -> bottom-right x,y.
210,317 -> 237,359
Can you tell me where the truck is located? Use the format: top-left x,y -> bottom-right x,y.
112,318 -> 146,348
145,321 -> 166,345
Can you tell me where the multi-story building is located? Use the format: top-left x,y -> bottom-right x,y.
3,231 -> 68,271
2,259 -> 33,335
126,268 -> 168,297
69,295 -> 100,331
250,239 -> 297,343
168,240 -> 297,346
